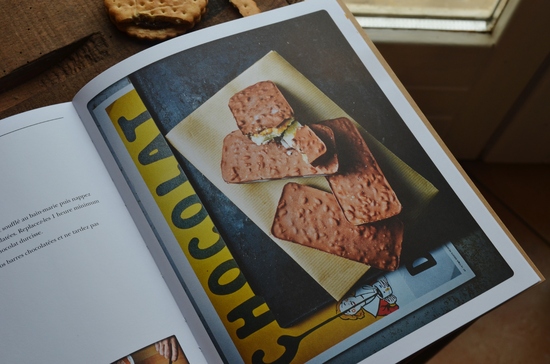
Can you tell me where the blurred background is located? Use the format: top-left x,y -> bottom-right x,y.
349,0 -> 550,163
346,0 -> 550,363
347,1 -> 550,361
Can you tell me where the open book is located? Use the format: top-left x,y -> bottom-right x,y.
0,0 -> 542,362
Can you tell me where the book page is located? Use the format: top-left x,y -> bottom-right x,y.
0,103 -> 206,364
70,0 -> 541,363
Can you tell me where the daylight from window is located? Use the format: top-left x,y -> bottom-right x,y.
346,0 -> 507,32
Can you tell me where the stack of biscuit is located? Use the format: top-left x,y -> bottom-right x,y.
104,0 -> 261,40
221,81 -> 404,271
221,81 -> 339,182
104,0 -> 208,40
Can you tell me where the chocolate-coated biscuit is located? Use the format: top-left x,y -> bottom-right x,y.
228,81 -> 294,138
321,118 -> 401,225
221,125 -> 338,183
292,124 -> 327,164
271,183 -> 403,271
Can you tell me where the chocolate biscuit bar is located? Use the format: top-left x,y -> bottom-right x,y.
281,124 -> 327,164
321,118 -> 401,225
221,124 -> 338,183
228,81 -> 294,143
271,183 -> 403,271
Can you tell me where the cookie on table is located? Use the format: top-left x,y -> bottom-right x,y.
104,0 -> 208,40
229,0 -> 260,17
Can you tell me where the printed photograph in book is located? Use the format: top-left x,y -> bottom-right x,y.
88,9 -> 514,364
112,336 -> 188,364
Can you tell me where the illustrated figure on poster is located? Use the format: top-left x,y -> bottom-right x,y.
338,276 -> 399,320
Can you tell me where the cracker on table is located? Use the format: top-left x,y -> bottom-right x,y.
229,0 -> 260,17
104,0 -> 207,40
117,24 -> 188,40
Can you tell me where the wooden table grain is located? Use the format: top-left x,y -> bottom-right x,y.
0,0 -> 292,120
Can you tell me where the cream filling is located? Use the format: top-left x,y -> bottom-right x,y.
280,121 -> 310,163
280,120 -> 301,149
249,118 -> 295,145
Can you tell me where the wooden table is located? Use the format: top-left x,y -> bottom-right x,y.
0,0 -> 293,120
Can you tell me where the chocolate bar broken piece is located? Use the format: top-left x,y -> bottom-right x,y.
321,117 -> 402,225
221,124 -> 338,183
271,183 -> 403,271
281,123 -> 327,164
